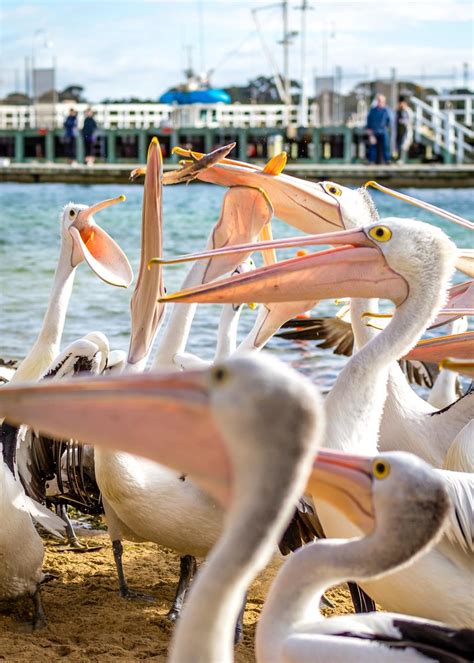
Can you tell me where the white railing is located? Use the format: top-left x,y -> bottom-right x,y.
426,94 -> 473,127
0,101 -> 321,131
412,96 -> 474,163
0,103 -> 173,130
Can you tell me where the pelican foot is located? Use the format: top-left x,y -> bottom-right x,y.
166,607 -> 181,622
120,588 -> 155,603
32,589 -> 47,630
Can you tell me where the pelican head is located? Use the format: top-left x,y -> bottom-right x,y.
308,449 -> 450,575
60,195 -> 133,288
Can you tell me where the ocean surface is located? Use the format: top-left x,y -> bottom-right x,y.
1,182 -> 472,393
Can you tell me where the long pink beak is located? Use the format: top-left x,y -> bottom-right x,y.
159,228 -> 409,308
430,280 -> 474,329
69,195 -> 133,287
0,365 -> 384,519
307,449 -> 375,532
404,331 -> 474,362
128,138 -> 166,365
199,186 -> 274,284
0,369 -> 232,505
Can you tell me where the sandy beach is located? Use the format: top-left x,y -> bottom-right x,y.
0,531 -> 355,662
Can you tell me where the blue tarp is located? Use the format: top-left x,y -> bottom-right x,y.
159,89 -> 231,104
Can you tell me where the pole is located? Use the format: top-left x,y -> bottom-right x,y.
299,0 -> 308,126
283,0 -> 290,105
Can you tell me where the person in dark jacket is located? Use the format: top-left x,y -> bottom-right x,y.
63,108 -> 78,163
366,94 -> 392,164
82,108 -> 98,165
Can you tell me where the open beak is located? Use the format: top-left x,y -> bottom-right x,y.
404,331 -> 474,362
158,228 -> 409,308
0,369 -> 232,506
69,194 -> 133,287
128,138 -> 166,366
439,358 -> 474,379
430,280 -> 473,329
365,181 -> 474,231
200,186 -> 274,284
160,145 -> 345,234
306,449 -> 375,533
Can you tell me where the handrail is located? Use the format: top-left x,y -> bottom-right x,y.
411,96 -> 473,163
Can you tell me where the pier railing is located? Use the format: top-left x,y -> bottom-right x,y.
425,94 -> 473,127
412,96 -> 474,164
0,102 -> 321,131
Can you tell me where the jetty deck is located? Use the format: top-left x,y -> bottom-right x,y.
1,162 -> 473,187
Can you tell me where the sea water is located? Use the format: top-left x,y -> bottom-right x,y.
0,182 -> 472,392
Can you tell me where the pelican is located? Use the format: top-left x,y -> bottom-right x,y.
257,451 -> 474,663
11,194 -> 131,383
0,420 -> 65,628
90,140 -> 229,626
153,218 -> 473,627
155,179 -> 473,467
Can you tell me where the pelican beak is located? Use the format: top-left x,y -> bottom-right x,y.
404,331 -> 474,363
128,138 -> 166,367
0,369 -> 232,506
429,280 -> 474,329
456,250 -> 474,278
307,449 -> 375,532
69,194 -> 133,287
158,228 -> 409,308
439,358 -> 474,379
365,181 -> 474,231
148,185 -> 273,286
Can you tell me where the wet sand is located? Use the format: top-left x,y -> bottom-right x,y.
0,532 -> 356,662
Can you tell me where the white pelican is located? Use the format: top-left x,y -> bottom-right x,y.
0,421 -> 65,628
257,450 -> 474,663
153,218 -> 473,627
11,194 -> 131,383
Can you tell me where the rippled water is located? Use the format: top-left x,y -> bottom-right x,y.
0,182 -> 472,392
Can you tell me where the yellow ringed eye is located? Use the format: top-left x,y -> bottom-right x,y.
368,225 -> 392,242
324,183 -> 342,197
69,209 -> 76,219
373,459 -> 390,479
212,366 -> 228,383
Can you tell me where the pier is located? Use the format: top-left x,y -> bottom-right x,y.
1,161 -> 473,188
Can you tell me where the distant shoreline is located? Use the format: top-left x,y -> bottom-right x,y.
1,163 -> 473,188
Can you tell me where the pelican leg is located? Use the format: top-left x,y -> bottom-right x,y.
167,555 -> 197,621
56,504 -> 84,549
234,592 -> 247,645
112,539 -> 155,603
32,588 -> 47,630
348,582 -> 376,613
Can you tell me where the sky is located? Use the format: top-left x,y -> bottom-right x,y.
0,0 -> 472,101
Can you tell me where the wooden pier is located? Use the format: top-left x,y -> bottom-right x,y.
1,162 -> 473,188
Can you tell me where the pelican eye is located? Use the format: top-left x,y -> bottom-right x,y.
324,183 -> 342,197
68,209 -> 77,219
368,225 -> 392,242
373,459 -> 390,479
212,366 -> 228,384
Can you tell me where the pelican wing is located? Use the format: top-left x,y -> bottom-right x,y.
437,469 -> 474,554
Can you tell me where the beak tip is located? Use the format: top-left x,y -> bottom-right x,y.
119,194 -> 126,202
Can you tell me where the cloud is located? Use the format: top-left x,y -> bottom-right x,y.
0,0 -> 471,99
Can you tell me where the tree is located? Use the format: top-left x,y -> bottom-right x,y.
59,85 -> 86,102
